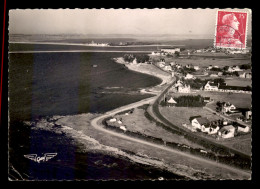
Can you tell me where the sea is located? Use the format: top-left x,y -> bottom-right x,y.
8,42 -> 187,180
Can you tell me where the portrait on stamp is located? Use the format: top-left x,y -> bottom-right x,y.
215,10 -> 248,49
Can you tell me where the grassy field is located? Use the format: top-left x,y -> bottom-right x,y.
151,55 -> 251,69
112,107 -> 205,149
197,91 -> 252,109
159,106 -> 220,127
225,77 -> 252,87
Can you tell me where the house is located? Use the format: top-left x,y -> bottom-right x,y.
190,117 -> 210,130
218,125 -> 235,138
210,74 -> 218,77
120,126 -> 127,132
245,73 -> 252,79
159,62 -> 165,68
208,65 -> 213,70
132,58 -> 138,64
218,72 -> 223,76
109,118 -> 117,122
202,124 -> 220,134
177,84 -> 191,93
237,125 -> 250,133
203,97 -> 211,103
228,66 -> 242,72
245,110 -> 252,120
164,65 -> 172,71
204,81 -> 219,91
221,102 -> 236,113
194,66 -> 200,70
184,73 -> 194,80
239,72 -> 246,78
161,48 -> 181,54
166,97 -> 177,106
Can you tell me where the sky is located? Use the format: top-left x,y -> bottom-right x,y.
9,9 -> 252,37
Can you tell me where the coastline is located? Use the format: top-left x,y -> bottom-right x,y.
113,57 -> 172,94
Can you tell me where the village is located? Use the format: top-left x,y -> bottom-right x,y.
107,46 -> 252,155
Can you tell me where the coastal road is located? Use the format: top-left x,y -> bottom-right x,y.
90,89 -> 251,179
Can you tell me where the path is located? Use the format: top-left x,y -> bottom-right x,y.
90,84 -> 251,179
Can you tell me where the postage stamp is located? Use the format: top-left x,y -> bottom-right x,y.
214,10 -> 248,49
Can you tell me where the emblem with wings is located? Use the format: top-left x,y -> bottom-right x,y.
24,153 -> 57,163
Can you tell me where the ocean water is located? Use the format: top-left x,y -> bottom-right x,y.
9,51 -> 161,121
8,47 -> 186,180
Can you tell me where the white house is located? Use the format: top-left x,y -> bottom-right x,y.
132,58 -> 138,64
166,97 -> 177,106
218,125 -> 235,138
159,62 -> 165,68
194,66 -> 200,70
237,125 -> 250,133
120,126 -> 127,132
201,124 -> 220,134
184,73 -> 194,80
228,66 -> 242,72
177,85 -> 191,93
210,74 -> 218,77
161,48 -> 181,54
204,81 -> 219,91
109,118 -> 117,122
222,102 -> 236,113
164,65 -> 172,71
191,117 -> 210,130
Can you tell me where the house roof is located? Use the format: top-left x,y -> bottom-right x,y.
207,82 -> 218,87
189,116 -> 201,122
219,125 -> 235,132
167,97 -> 177,104
195,117 -> 210,126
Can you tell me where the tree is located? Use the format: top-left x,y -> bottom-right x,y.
174,51 -> 180,57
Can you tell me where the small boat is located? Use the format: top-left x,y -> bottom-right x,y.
92,64 -> 98,68
158,177 -> 164,180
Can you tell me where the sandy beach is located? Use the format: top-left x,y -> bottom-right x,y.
113,57 -> 173,94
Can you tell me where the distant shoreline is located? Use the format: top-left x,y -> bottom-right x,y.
9,41 -> 184,47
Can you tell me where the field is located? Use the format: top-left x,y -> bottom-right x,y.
197,91 -> 252,109
151,55 -> 250,69
159,106 -> 220,127
225,77 -> 252,87
111,106 -> 205,149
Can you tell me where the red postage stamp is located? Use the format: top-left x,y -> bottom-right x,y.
214,10 -> 248,49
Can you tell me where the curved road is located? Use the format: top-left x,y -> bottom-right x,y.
90,84 -> 251,178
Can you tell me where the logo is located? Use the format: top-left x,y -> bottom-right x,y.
24,153 -> 57,163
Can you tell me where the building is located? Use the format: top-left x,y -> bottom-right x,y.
218,125 -> 235,138
177,85 -> 191,93
166,97 -> 177,106
190,117 -> 210,130
202,124 -> 220,134
161,48 -> 181,54
210,74 -> 218,77
132,58 -> 138,64
227,66 -> 242,72
203,97 -> 211,103
245,110 -> 252,120
194,66 -> 200,70
245,73 -> 252,79
204,81 -> 219,91
184,73 -> 194,80
221,102 -> 236,113
237,125 -> 250,133
218,72 -> 223,76
164,65 -> 172,71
